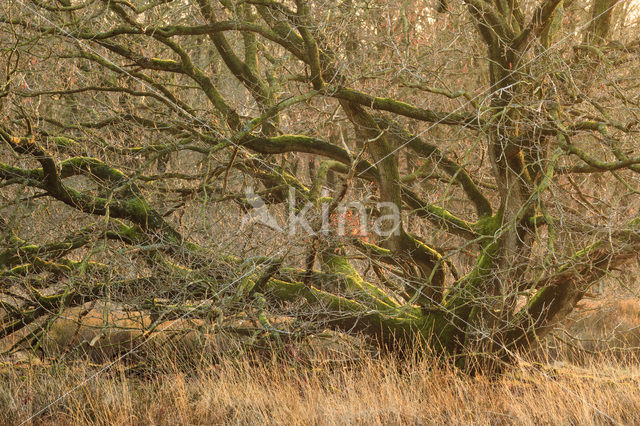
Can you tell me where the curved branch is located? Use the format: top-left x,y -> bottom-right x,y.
327,87 -> 481,128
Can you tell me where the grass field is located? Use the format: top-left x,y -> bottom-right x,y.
1,297 -> 640,425
2,350 -> 640,425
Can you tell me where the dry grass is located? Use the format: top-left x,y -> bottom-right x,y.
1,345 -> 640,425
1,299 -> 640,425
553,297 -> 640,363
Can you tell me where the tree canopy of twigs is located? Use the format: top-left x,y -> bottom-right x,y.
1,0 -> 640,371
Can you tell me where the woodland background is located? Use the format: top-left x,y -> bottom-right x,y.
1,0 -> 640,423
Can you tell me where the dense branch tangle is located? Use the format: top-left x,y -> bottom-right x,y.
0,0 -> 639,370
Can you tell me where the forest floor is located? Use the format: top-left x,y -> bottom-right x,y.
1,297 -> 640,425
